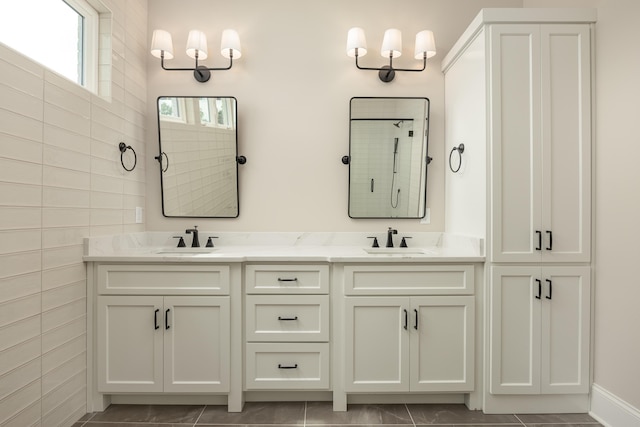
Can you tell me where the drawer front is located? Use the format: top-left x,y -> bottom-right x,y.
97,264 -> 230,295
344,264 -> 474,295
245,343 -> 329,390
246,295 -> 329,342
245,264 -> 329,294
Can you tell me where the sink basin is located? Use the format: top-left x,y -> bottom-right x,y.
155,248 -> 218,255
363,248 -> 428,255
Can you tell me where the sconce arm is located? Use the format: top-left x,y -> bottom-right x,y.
354,53 -> 426,73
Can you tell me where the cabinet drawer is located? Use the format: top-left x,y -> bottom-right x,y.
97,264 -> 230,295
246,295 -> 329,342
245,264 -> 329,294
344,264 -> 474,295
245,343 -> 329,390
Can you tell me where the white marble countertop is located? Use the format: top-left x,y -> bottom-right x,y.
83,232 -> 485,263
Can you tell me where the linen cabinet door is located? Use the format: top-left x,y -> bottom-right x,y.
344,297 -> 410,392
540,24 -> 592,263
97,296 -> 163,393
489,266 -> 542,394
410,296 -> 474,392
540,266 -> 590,394
163,296 -> 230,392
489,24 -> 543,263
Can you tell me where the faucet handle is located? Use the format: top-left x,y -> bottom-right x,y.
173,236 -> 186,247
400,237 -> 412,248
367,236 -> 380,248
206,236 -> 219,247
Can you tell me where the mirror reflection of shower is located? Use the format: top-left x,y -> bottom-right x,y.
391,137 -> 400,208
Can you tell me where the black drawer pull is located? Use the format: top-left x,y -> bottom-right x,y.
535,279 -> 542,299
535,230 -> 542,251
278,364 -> 298,369
546,279 -> 553,300
403,309 -> 408,330
546,230 -> 553,251
165,308 -> 170,330
278,316 -> 299,321
414,309 -> 419,330
277,277 -> 298,282
154,308 -> 160,330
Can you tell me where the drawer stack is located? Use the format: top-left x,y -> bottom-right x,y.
244,264 -> 330,390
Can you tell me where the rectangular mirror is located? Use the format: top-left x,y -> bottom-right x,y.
157,96 -> 239,218
348,97 -> 430,218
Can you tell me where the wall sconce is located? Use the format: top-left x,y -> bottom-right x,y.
346,27 -> 436,82
150,29 -> 242,82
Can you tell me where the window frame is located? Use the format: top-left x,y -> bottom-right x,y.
63,0 -> 99,92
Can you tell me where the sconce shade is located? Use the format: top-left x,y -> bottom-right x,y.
151,29 -> 174,59
186,30 -> 208,60
381,29 -> 402,58
414,30 -> 436,59
221,29 -> 242,59
346,27 -> 367,57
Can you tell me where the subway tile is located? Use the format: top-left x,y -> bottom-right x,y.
0,294 -> 41,328
123,194 -> 145,210
42,335 -> 85,375
91,191 -> 124,210
44,124 -> 91,155
42,228 -> 90,251
0,182 -> 42,207
42,298 -> 85,333
0,251 -> 42,280
42,244 -> 85,270
0,336 -> 40,377
123,223 -> 144,233
44,103 -> 90,138
42,316 -> 86,354
0,358 -> 41,401
42,387 -> 86,427
43,187 -> 91,209
42,264 -> 86,292
91,156 -> 123,178
0,379 -> 41,425
0,315 -> 41,352
42,281 -> 86,312
92,104 -> 125,130
90,209 -> 123,227
0,108 -> 43,142
41,352 -> 85,395
43,165 -> 90,191
1,400 -> 41,427
0,57 -> 43,98
0,272 -> 41,304
0,157 -> 43,186
0,132 -> 43,164
91,224 -> 124,236
0,43 -> 43,77
43,208 -> 90,228
0,229 -> 41,254
91,138 -> 122,161
0,206 -> 41,230
43,145 -> 91,173
0,83 -> 44,121
44,72 -> 91,110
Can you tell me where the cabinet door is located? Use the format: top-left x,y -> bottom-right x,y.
489,266 -> 542,394
163,296 -> 230,392
540,266 -> 590,394
344,297 -> 409,392
540,25 -> 591,263
490,24 -> 543,263
410,296 -> 474,392
97,296 -> 163,393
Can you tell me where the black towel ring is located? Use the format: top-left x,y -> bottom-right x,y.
154,152 -> 169,172
449,143 -> 465,173
119,142 -> 137,172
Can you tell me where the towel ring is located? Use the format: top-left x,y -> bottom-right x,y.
154,152 -> 169,172
449,143 -> 464,173
119,142 -> 137,172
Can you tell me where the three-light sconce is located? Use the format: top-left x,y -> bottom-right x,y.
150,29 -> 241,82
346,27 -> 436,82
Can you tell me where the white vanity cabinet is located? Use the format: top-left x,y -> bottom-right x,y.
244,264 -> 330,390
94,263 -> 233,394
489,266 -> 590,395
342,265 -> 475,393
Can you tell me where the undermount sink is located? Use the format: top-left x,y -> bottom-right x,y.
155,248 -> 219,255
363,247 -> 428,255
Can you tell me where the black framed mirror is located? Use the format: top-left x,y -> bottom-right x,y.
347,97 -> 430,218
156,96 -> 240,217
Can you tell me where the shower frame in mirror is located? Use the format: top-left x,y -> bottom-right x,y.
156,96 -> 240,218
347,97 -> 430,219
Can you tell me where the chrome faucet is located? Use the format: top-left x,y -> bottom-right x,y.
386,227 -> 398,248
185,226 -> 200,247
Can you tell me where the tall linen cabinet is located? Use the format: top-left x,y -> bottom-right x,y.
442,9 -> 595,414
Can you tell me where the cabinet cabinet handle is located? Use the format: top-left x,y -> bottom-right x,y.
165,308 -> 170,330
278,364 -> 298,369
277,277 -> 298,282
535,279 -> 542,299
414,309 -> 419,330
154,308 -> 160,330
277,316 -> 298,321
403,309 -> 408,330
546,279 -> 553,300
535,231 -> 542,251
546,230 -> 553,251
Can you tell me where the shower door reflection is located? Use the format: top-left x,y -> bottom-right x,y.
348,98 -> 430,218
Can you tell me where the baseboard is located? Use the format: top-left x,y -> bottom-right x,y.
590,383 -> 640,427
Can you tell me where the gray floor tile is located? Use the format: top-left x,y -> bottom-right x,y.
306,402 -> 413,425
516,413 -> 598,424
89,404 -> 204,424
84,423 -> 193,427
408,403 -> 521,425
197,402 -> 305,425
523,425 -> 602,427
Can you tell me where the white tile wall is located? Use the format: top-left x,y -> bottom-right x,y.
0,1 -> 147,426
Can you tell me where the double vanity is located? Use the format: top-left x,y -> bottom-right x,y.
84,231 -> 483,413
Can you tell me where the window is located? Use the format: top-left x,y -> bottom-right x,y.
0,0 -> 98,89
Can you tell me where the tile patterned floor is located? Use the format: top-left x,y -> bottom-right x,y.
72,402 -> 602,427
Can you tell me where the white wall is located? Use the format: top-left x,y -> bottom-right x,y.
146,0 -> 521,232
0,1 -> 147,425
